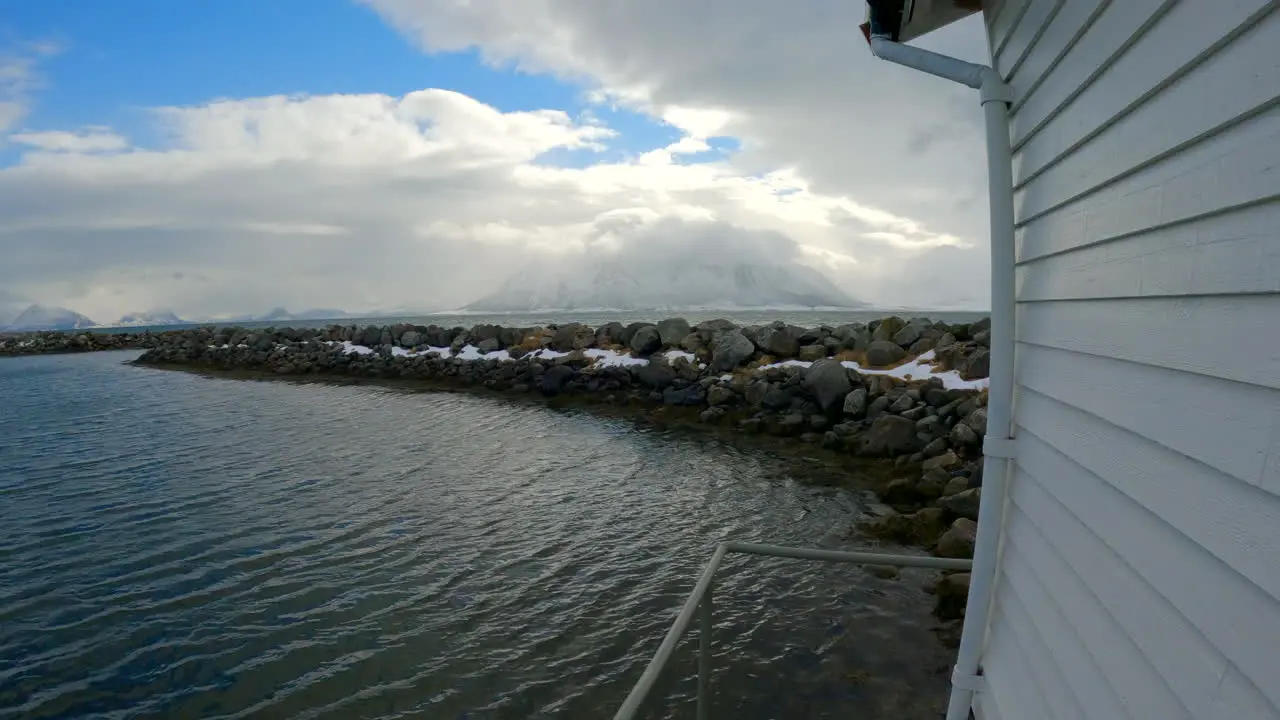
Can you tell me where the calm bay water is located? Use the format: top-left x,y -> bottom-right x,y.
0,351 -> 951,719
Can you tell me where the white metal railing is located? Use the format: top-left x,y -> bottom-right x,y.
614,541 -> 973,720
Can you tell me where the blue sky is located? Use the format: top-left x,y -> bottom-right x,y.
2,0 -> 702,165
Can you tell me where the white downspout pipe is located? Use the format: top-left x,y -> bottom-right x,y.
868,35 -> 1016,720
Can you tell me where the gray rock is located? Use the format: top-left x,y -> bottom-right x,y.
934,572 -> 971,620
937,518 -> 978,558
755,326 -> 800,358
921,450 -> 960,473
889,393 -> 915,414
917,467 -> 951,500
797,344 -> 827,362
552,323 -> 596,351
950,422 -> 980,447
942,476 -> 969,498
399,330 -> 423,348
860,415 -> 922,456
656,318 -> 692,347
922,437 -> 949,458
629,325 -> 662,356
940,488 -> 981,521
711,330 -> 756,371
893,323 -> 922,348
964,407 -> 988,437
707,385 -> 737,406
477,337 -> 501,353
539,365 -> 578,396
636,362 -> 677,390
866,340 -> 907,367
866,394 -> 891,419
595,322 -> 625,346
745,379 -> 770,406
621,322 -> 649,347
802,359 -> 853,412
843,387 -> 868,417
872,316 -> 906,343
961,349 -> 990,379
663,385 -> 706,406
761,386 -> 793,412
935,332 -> 957,350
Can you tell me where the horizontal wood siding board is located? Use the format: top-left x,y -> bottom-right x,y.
990,0 -> 1031,56
1015,106 -> 1280,263
993,0 -> 1035,63
1014,343 -> 1278,488
996,0 -> 1065,80
1016,295 -> 1280,389
982,597 -> 1058,720
1204,665 -> 1280,719
1000,518 -> 1184,719
993,577 -> 1089,719
1011,425 -> 1280,711
1015,387 -> 1280,604
1016,199 -> 1280,300
1007,0 -> 1112,111
1008,0 -> 1175,152
1009,467 -> 1232,717
1013,6 -> 1280,218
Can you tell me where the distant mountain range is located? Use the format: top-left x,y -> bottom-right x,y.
464,257 -> 866,312
110,310 -> 186,327
2,305 -> 360,331
3,305 -> 99,331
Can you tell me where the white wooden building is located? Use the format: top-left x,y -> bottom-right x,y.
868,1 -> 1280,718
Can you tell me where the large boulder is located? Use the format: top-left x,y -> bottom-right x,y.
940,488 -> 981,521
399,330 -> 423,348
551,323 -> 595,352
711,330 -> 756,371
596,322 -> 625,347
802,359 -> 853,413
629,325 -> 662,356
754,326 -> 800,358
843,387 -> 868,417
934,572 -> 971,620
860,415 -> 921,456
636,361 -> 677,390
961,349 -> 990,379
656,318 -> 692,348
937,518 -> 978,558
866,340 -> 907,368
872,316 -> 906,343
663,385 -> 706,406
539,365 -> 578,396
833,323 -> 871,351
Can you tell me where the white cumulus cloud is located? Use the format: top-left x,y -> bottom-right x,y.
0,5 -> 994,323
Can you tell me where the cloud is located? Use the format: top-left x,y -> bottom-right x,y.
10,128 -> 128,153
0,38 -> 62,135
1,5 -> 994,322
363,0 -> 993,289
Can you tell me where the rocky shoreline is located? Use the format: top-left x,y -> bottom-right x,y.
3,316 -> 988,626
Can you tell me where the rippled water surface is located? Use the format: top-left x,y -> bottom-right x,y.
0,352 -> 951,719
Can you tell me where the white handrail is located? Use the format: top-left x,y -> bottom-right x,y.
613,541 -> 973,719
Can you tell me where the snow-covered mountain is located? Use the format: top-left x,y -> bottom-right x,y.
464,258 -> 865,312
4,304 -> 98,331
219,307 -> 352,323
109,310 -> 187,327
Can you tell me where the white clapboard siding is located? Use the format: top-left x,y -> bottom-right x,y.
974,0 -> 1280,718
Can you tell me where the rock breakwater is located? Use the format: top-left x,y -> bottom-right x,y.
8,315 -> 990,624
